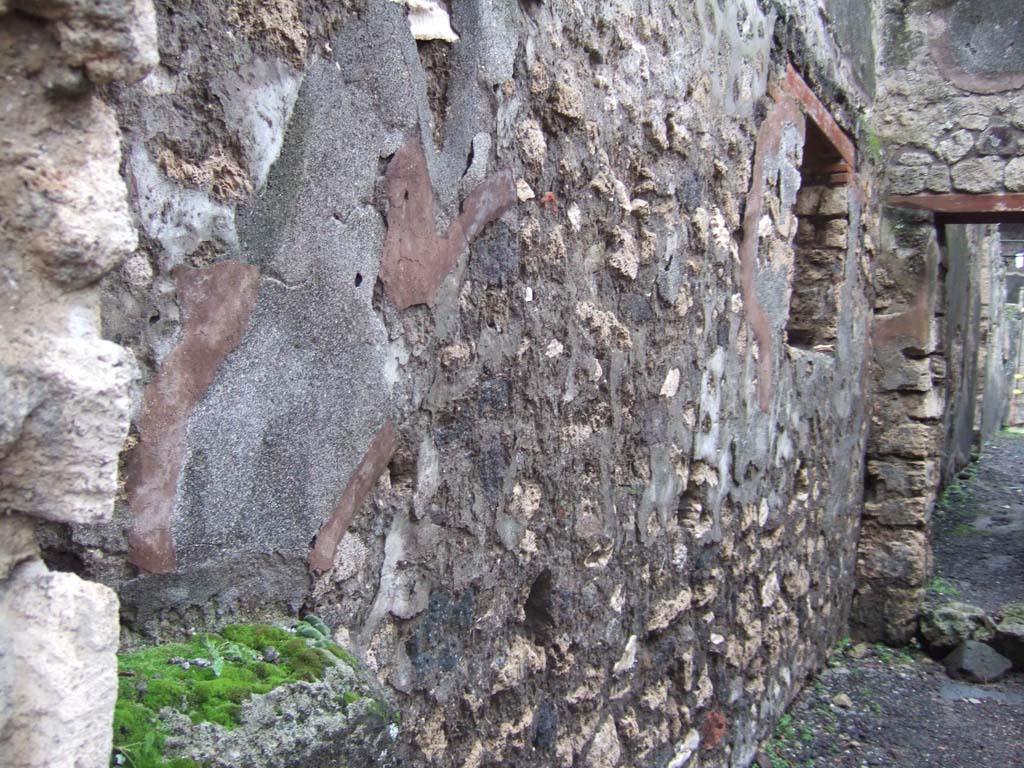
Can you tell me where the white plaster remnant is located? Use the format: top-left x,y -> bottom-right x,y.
129,143 -> 238,269
609,584 -> 625,613
667,729 -> 702,768
567,203 -> 583,231
612,635 -> 638,677
516,179 -> 535,201
545,339 -> 564,357
660,368 -> 681,398
413,435 -> 440,517
389,0 -> 459,42
524,286 -> 534,302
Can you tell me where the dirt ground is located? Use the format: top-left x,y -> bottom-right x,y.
756,431 -> 1024,768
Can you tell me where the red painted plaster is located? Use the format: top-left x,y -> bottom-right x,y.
740,94 -> 805,411
125,262 -> 260,573
379,137 -> 516,311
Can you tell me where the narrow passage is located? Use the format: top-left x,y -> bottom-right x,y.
754,431 -> 1024,768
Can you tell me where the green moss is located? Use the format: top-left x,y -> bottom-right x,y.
111,623 -> 350,768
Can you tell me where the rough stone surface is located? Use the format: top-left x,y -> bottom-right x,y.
919,601 -> 995,656
0,560 -> 120,768
15,0 -> 159,84
994,601 -> 1024,669
942,640 -> 1013,684
0,514 -> 39,581
0,6 -> 153,768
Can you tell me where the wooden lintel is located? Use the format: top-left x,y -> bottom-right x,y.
782,64 -> 856,169
888,193 -> 1024,215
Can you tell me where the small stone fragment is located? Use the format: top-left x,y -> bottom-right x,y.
831,692 -> 853,708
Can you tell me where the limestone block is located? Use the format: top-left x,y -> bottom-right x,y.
926,165 -> 952,193
0,560 -> 120,768
887,165 -> 927,195
951,157 -> 1004,193
919,601 -> 994,655
820,219 -> 848,249
0,21 -> 138,288
17,0 -> 158,84
0,514 -> 39,580
1004,157 -> 1024,192
0,337 -> 136,524
857,525 -> 929,587
863,496 -> 932,527
794,185 -> 823,217
866,458 -> 939,499
936,129 -> 974,164
894,150 -> 933,167
816,186 -> 849,217
994,602 -> 1024,669
850,582 -> 922,644
868,420 -> 942,459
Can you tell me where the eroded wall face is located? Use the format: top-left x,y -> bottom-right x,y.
35,0 -> 875,763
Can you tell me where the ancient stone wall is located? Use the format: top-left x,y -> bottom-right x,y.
878,0 -> 1024,199
852,0 -> 1024,642
12,0 -> 887,764
0,2 -> 157,765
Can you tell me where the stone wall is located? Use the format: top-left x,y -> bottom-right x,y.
877,0 -> 1024,198
0,2 -> 157,766
19,0 -> 886,764
851,0 -> 1024,642
9,0 -> 1021,763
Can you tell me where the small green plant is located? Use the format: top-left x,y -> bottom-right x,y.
928,576 -> 960,598
874,644 -> 893,664
938,480 -> 965,505
951,522 -> 979,537
799,726 -> 814,744
857,116 -> 885,166
110,622 -> 377,768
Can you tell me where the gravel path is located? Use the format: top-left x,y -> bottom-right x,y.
755,432 -> 1024,768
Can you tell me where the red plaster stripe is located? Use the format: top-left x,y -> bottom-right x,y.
308,420 -> 397,574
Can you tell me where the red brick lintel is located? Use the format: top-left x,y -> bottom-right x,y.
781,63 -> 856,169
